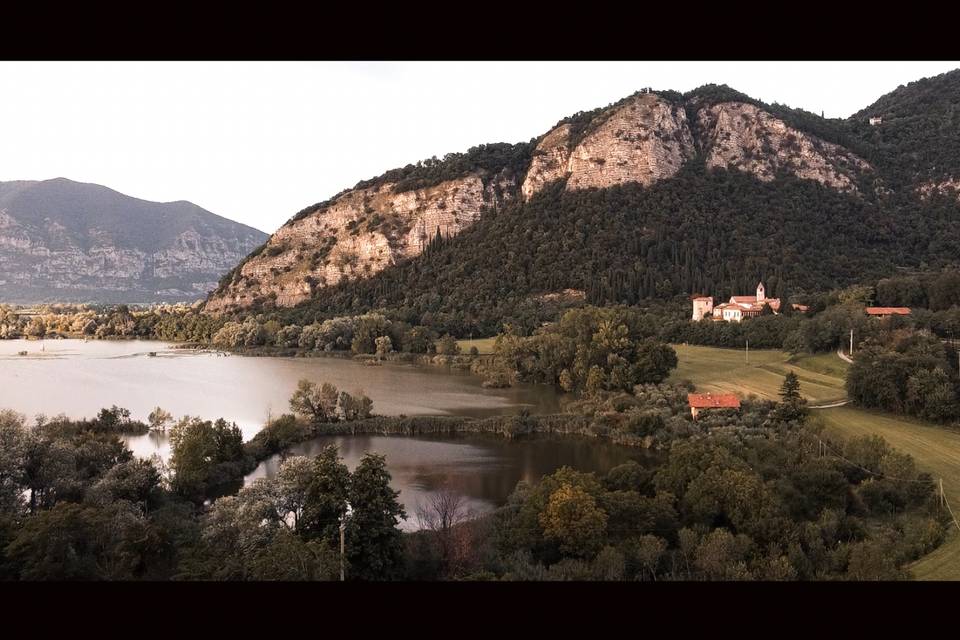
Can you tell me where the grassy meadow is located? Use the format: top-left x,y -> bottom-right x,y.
668,342 -> 960,580
455,337 -> 498,355
816,407 -> 960,580
668,344 -> 849,405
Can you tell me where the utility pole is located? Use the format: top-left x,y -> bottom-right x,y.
339,519 -> 346,582
745,339 -> 749,364
339,502 -> 352,582
849,328 -> 854,357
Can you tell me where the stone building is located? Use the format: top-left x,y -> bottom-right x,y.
692,282 -> 782,323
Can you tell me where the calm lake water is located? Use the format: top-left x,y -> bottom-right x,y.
0,338 -> 643,528
0,339 -> 560,459
246,433 -> 652,531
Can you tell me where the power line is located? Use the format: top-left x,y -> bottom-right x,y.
942,488 -> 960,532
818,438 -> 932,484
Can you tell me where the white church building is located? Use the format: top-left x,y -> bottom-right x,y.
691,282 -> 782,322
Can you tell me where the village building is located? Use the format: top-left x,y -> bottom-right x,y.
869,116 -> 883,126
865,306 -> 911,318
691,282 -> 783,322
691,295 -> 714,320
687,392 -> 741,420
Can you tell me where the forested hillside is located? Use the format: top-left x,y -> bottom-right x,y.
206,70 -> 960,335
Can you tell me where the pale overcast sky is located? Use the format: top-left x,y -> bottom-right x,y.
0,61 -> 956,234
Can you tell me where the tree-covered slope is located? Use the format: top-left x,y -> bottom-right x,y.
270,164 -> 960,336
848,69 -> 960,185
207,69 -> 960,331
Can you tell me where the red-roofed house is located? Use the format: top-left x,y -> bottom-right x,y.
687,393 -> 741,420
865,307 -> 911,318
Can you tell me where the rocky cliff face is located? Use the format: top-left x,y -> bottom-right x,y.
917,178 -> 960,201
521,94 -> 695,199
0,179 -> 267,303
206,89 -> 877,314
205,173 -> 513,312
696,102 -> 870,191
520,94 -> 869,201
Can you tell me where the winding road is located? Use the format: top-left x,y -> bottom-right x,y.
806,348 -> 853,409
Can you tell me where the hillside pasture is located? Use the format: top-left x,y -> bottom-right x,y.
668,344 -> 848,405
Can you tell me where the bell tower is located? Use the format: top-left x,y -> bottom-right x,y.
756,281 -> 765,301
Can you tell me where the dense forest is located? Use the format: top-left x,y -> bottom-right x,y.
203,70 -> 960,338
264,166 -> 960,336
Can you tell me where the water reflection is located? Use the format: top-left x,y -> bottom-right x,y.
246,434 -> 656,531
0,338 -> 560,460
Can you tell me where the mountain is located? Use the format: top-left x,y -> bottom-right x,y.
205,71 -> 960,335
0,178 -> 268,303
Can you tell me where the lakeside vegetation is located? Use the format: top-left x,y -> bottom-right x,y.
4,281 -> 960,580
1,360 -> 949,581
3,295 -> 959,581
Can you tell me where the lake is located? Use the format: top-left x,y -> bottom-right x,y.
0,338 -> 643,529
245,433 -> 653,531
0,338 -> 560,460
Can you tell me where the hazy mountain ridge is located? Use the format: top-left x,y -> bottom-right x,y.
0,178 -> 268,303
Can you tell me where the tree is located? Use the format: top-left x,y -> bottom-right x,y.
774,371 -> 808,422
0,410 -> 29,516
263,455 -> 316,531
539,483 -> 608,558
169,416 -> 244,499
301,445 -> 351,544
345,453 -> 407,580
25,316 -> 46,339
436,334 -> 461,356
374,335 -> 393,359
339,391 -> 374,421
148,407 -> 173,432
632,534 -> 667,581
6,501 -> 163,580
415,488 -> 477,578
86,458 -> 162,508
779,372 -> 802,403
289,380 -> 340,422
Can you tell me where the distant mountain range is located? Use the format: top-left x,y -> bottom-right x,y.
0,178 -> 267,303
203,68 -> 960,335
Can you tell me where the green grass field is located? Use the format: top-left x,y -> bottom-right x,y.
668,344 -> 849,405
669,343 -> 960,580
816,407 -> 960,580
455,337 -> 498,355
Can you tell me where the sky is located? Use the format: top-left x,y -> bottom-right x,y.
0,61 -> 956,235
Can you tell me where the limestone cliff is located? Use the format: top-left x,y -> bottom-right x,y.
205,173 -> 513,312
0,178 -> 267,303
917,178 -> 960,201
207,89 -> 879,315
521,94 -> 695,199
695,102 -> 870,191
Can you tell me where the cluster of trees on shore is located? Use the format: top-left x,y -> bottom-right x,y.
493,307 -> 677,393
0,302 -> 224,343
481,426 -> 941,581
0,367 -> 948,580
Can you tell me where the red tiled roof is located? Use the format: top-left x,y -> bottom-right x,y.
865,307 -> 911,316
687,393 -> 741,409
731,296 -> 757,304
